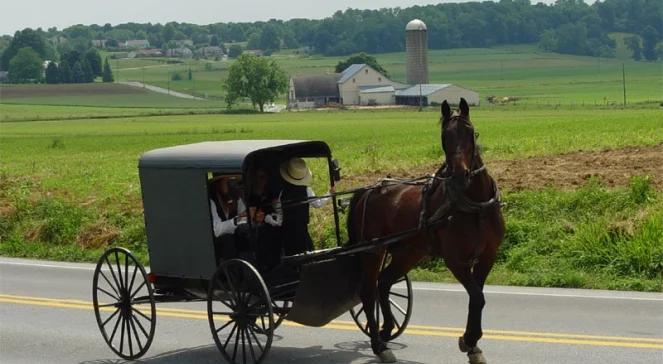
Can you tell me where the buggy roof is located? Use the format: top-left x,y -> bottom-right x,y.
139,140 -> 331,171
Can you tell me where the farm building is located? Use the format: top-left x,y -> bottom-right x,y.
166,47 -> 193,58
288,74 -> 341,109
288,64 -> 400,109
123,39 -> 150,49
395,84 -> 480,106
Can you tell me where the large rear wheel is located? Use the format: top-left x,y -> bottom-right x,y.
208,259 -> 274,364
92,247 -> 156,359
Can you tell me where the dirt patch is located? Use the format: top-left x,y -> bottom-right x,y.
347,144 -> 663,191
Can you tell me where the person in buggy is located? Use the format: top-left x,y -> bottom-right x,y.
208,175 -> 246,260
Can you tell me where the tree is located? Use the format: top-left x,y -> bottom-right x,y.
85,48 -> 103,76
225,54 -> 287,112
335,52 -> 389,77
8,47 -> 43,83
45,61 -> 59,83
641,26 -> 659,61
71,61 -> 85,83
210,35 -> 220,46
102,58 -> 114,82
82,59 -> 95,82
1,28 -> 48,70
59,60 -> 72,83
228,44 -> 243,58
625,36 -> 642,60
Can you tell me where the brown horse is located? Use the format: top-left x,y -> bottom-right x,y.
348,98 -> 505,363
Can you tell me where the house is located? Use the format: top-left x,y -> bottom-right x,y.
358,85 -> 396,106
244,49 -> 264,56
174,39 -> 194,47
166,47 -> 193,58
92,39 -> 107,48
288,74 -> 341,109
198,46 -> 224,59
128,49 -> 164,58
395,84 -> 480,106
123,39 -> 150,49
337,64 -> 397,105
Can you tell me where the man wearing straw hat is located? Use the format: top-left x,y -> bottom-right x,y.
277,157 -> 334,256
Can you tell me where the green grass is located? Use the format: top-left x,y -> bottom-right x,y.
1,106 -> 662,291
111,45 -> 662,106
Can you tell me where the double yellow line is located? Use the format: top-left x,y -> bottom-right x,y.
1,293 -> 662,350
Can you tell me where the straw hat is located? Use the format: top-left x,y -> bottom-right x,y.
280,158 -> 312,186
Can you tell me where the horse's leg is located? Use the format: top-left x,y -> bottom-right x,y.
360,252 -> 396,363
447,260 -> 488,364
377,249 -> 424,342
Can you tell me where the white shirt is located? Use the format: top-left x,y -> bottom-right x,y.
263,187 -> 331,227
210,198 -> 246,238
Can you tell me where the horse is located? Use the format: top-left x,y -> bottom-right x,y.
347,98 -> 505,363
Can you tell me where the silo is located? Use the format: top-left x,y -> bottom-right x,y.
405,19 -> 428,85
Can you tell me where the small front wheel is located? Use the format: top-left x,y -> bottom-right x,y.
92,247 -> 156,359
208,259 -> 274,364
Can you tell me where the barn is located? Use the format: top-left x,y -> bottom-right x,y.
287,74 -> 341,109
395,84 -> 480,106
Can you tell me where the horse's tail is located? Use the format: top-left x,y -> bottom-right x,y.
346,189 -> 368,245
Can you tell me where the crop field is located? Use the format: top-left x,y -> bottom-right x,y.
1,44 -> 661,292
107,44 -> 663,106
1,104 -> 662,291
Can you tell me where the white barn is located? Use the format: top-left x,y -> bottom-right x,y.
395,84 -> 480,106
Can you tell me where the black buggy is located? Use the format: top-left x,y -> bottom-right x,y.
92,140 -> 413,363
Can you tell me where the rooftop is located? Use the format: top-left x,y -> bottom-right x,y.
338,63 -> 367,84
395,84 -> 451,97
406,19 -> 427,31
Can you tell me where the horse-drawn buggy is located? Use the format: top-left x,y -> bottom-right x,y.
92,99 -> 504,364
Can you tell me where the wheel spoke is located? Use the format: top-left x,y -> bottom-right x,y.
245,327 -> 258,363
232,322 -> 240,362
97,302 -> 119,308
394,317 -> 402,330
105,256 -> 123,293
390,291 -> 409,299
127,265 -> 139,294
130,281 -> 146,300
389,298 -> 407,315
114,251 -> 125,292
131,311 -> 150,338
99,270 -> 119,297
222,322 -> 238,351
126,315 -> 134,357
128,315 -> 144,352
131,307 -> 153,323
354,306 -> 364,319
212,311 -> 234,316
119,315 -> 126,353
124,254 -> 130,296
108,312 -> 122,343
241,325 -> 247,364
247,323 -> 264,352
395,277 -> 406,284
97,286 -> 119,301
102,308 -> 121,327
215,319 -> 235,334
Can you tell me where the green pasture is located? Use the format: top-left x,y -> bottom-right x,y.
1,106 -> 662,291
109,44 -> 662,106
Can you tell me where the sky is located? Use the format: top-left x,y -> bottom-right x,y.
2,0 -> 568,36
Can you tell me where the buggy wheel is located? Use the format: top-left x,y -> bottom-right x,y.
92,247 -> 156,360
349,255 -> 413,341
208,259 -> 274,364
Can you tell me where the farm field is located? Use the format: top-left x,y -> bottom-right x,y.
106,44 -> 663,106
1,105 -> 662,291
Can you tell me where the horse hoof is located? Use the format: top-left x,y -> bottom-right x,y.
378,349 -> 397,363
468,350 -> 487,364
458,336 -> 470,353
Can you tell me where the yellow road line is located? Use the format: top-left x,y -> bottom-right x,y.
1,294 -> 662,350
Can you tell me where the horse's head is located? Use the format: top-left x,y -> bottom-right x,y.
440,98 -> 477,190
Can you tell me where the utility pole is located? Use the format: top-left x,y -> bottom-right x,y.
622,63 -> 626,108
142,66 -> 145,87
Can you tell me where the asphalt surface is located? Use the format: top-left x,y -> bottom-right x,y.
1,257 -> 662,364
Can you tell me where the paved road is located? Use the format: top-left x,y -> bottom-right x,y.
119,81 -> 206,100
1,257 -> 661,364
